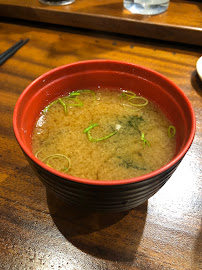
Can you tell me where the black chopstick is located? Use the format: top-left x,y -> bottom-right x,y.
0,39 -> 29,65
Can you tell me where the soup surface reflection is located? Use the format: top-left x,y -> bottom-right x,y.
32,89 -> 176,180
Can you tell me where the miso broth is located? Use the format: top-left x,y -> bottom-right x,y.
32,89 -> 176,181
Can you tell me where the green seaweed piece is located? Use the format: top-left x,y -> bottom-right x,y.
127,115 -> 144,128
118,158 -> 146,171
117,115 -> 144,136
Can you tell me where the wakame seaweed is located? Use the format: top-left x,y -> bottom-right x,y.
118,157 -> 146,171
117,115 -> 144,135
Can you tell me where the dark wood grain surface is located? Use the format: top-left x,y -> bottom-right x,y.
0,0 -> 201,45
0,19 -> 202,270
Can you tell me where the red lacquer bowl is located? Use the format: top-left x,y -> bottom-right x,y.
13,60 -> 195,212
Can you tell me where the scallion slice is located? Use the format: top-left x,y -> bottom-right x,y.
120,90 -> 149,111
84,122 -> 117,142
43,99 -> 59,113
42,154 -> 71,173
141,132 -> 150,148
168,125 -> 176,138
58,98 -> 67,115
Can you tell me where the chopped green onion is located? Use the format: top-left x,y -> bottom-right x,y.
128,96 -> 149,107
88,130 -> 117,142
141,132 -> 150,148
43,100 -> 58,113
120,90 -> 149,111
84,122 -> 117,142
76,89 -> 95,96
68,92 -> 81,97
42,154 -> 71,173
76,89 -> 96,101
84,122 -> 99,133
168,125 -> 176,138
58,98 -> 67,115
120,90 -> 136,98
62,96 -> 76,100
62,97 -> 83,107
35,148 -> 43,158
43,90 -> 95,115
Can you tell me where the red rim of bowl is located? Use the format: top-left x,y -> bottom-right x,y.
13,60 -> 196,186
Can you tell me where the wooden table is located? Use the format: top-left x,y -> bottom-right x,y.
0,0 -> 202,46
0,16 -> 202,270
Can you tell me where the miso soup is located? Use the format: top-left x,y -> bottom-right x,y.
32,89 -> 176,181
